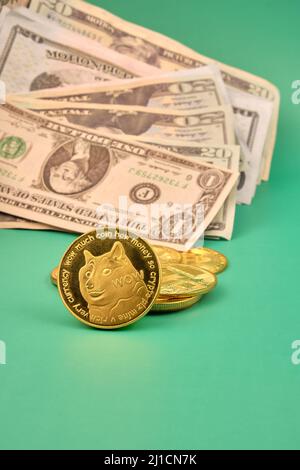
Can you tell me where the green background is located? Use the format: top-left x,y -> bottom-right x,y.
0,0 -> 300,450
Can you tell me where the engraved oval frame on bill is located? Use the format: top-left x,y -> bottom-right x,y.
41,138 -> 111,196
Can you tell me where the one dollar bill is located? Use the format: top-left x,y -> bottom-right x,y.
0,102 -> 239,250
118,138 -> 240,240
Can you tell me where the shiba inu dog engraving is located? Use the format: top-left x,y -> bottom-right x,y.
57,229 -> 161,329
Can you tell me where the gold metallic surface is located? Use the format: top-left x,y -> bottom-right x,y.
186,247 -> 228,274
53,243 -> 226,319
57,230 -> 161,329
152,295 -> 203,312
154,245 -> 228,274
153,245 -> 182,264
51,266 -> 58,286
159,264 -> 217,298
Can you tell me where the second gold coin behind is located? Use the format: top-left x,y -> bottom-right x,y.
159,264 -> 217,298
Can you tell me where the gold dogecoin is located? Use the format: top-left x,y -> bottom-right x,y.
182,247 -> 228,274
152,295 -> 203,312
153,245 -> 182,264
51,267 -> 58,286
154,245 -> 228,274
57,229 -> 161,329
159,264 -> 217,298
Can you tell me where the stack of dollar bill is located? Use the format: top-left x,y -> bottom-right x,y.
0,0 -> 280,250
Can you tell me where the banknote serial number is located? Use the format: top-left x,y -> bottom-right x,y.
104,454 -> 197,467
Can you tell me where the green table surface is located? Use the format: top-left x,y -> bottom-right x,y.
1,0 -> 300,451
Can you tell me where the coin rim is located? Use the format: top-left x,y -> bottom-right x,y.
57,230 -> 162,330
50,267 -> 58,286
152,294 -> 203,312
